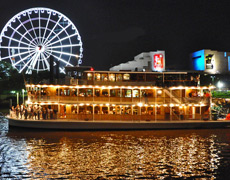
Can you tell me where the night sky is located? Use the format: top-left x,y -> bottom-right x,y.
1,0 -> 230,71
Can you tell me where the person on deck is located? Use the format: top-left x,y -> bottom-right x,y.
24,105 -> 28,120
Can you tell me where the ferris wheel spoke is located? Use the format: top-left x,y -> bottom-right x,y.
1,48 -> 35,60
8,26 -> 37,47
44,23 -> 71,46
37,53 -> 41,72
47,44 -> 81,49
43,51 -> 50,59
41,52 -> 50,70
41,12 -> 52,44
1,46 -> 34,50
27,11 -> 39,44
3,35 -> 34,48
41,56 -> 45,70
17,18 -> 37,44
25,53 -> 39,72
18,52 -> 37,73
43,16 -> 62,45
38,10 -> 41,44
13,51 -> 35,66
47,49 -> 79,58
45,51 -> 73,66
46,33 -> 78,47
30,53 -> 40,70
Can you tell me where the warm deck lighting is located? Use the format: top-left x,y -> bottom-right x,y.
217,81 -> 224,89
157,90 -> 162,94
138,103 -> 143,107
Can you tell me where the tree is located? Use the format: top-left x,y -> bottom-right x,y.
0,61 -> 25,93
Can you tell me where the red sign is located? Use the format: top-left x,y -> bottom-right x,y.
154,54 -> 164,69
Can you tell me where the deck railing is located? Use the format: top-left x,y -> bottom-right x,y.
28,95 -> 210,105
60,113 -> 206,121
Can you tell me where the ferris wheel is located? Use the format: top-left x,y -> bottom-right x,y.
0,7 -> 83,74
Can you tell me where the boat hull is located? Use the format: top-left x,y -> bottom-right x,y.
7,118 -> 230,130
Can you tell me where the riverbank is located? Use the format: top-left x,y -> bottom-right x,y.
7,117 -> 230,130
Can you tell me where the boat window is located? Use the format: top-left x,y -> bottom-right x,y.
157,107 -> 161,114
147,107 -> 154,115
110,89 -> 117,97
102,89 -> 108,96
101,74 -> 108,81
133,106 -> 138,115
87,73 -> 93,80
110,106 -> 116,114
79,105 -> 84,114
86,89 -> 93,97
71,105 -> 77,114
123,74 -> 130,80
95,73 -> 101,81
64,89 -> 70,96
116,106 -> 121,114
133,89 -> 139,97
86,106 -> 93,114
71,89 -> 77,96
94,89 -> 100,97
124,106 -> 131,114
121,89 -> 131,97
102,106 -> 108,114
109,74 -> 115,81
141,107 -> 146,115
79,89 -> 86,97
94,106 -> 100,114
116,74 -> 122,81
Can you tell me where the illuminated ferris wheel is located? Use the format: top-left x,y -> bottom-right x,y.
0,7 -> 83,74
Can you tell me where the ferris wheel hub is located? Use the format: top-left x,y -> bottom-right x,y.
36,45 -> 45,53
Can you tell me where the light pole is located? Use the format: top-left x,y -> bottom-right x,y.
22,89 -> 25,104
16,92 -> 19,105
217,81 -> 224,91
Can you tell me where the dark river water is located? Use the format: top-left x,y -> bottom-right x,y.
1,118 -> 230,179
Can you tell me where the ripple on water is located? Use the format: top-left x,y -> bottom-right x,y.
0,118 -> 230,179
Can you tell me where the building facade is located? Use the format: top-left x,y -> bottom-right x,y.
110,51 -> 165,72
190,49 -> 230,74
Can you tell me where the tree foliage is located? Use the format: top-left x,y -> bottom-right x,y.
0,61 -> 25,93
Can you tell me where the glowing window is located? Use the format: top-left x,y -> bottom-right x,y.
116,74 -> 122,81
133,89 -> 139,97
109,74 -> 115,81
95,73 -> 101,81
101,74 -> 108,81
87,73 -> 93,80
123,74 -> 130,80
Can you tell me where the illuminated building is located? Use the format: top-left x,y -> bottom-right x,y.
110,51 -> 165,72
190,49 -> 230,88
190,49 -> 230,74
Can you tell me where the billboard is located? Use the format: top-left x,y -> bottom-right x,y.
153,53 -> 164,71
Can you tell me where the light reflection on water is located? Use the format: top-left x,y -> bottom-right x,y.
0,118 -> 230,179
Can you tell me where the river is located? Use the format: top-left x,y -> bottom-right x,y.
0,117 -> 230,179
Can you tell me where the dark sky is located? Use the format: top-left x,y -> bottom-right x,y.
1,0 -> 230,70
